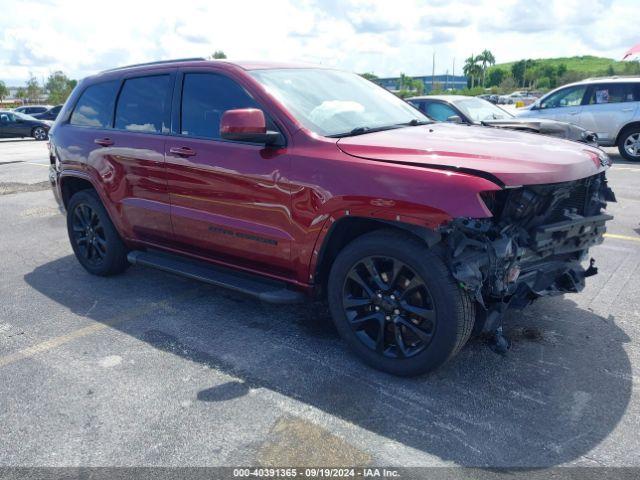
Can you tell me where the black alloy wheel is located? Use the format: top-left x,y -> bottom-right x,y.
66,189 -> 129,276
343,256 -> 436,359
71,203 -> 107,266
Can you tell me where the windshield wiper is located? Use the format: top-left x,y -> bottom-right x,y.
328,119 -> 431,138
397,118 -> 432,126
329,124 -> 403,138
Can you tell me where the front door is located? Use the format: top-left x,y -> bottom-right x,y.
165,71 -> 293,276
535,84 -> 588,123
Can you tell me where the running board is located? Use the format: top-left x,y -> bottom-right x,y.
127,250 -> 305,304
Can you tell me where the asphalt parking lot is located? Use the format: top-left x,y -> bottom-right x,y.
1,138 -> 639,469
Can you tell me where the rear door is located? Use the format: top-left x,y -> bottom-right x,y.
58,72 -> 174,245
580,82 -> 640,144
165,69 -> 293,276
104,71 -> 175,244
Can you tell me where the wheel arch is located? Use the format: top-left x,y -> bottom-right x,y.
59,174 -> 97,209
312,216 -> 442,298
615,121 -> 640,145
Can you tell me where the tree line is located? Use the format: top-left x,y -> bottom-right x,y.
0,71 -> 77,105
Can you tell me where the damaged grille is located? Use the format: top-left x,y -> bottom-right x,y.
444,171 -> 615,326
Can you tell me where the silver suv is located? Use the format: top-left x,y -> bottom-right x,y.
517,77 -> 640,161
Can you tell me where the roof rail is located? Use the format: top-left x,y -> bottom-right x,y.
583,75 -> 640,81
100,57 -> 207,73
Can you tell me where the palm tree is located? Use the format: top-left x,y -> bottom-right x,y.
478,49 -> 496,87
463,55 -> 481,88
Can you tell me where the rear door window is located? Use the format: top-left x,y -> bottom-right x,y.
180,73 -> 261,139
587,83 -> 638,104
115,75 -> 171,133
70,80 -> 119,128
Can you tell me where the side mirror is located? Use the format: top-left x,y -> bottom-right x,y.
446,115 -> 463,124
220,108 -> 284,146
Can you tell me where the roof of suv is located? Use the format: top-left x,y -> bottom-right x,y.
99,58 -> 323,75
571,76 -> 640,85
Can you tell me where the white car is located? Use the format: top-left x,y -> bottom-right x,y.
517,77 -> 640,161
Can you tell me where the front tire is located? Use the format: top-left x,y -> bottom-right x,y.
618,126 -> 640,162
32,127 -> 48,141
67,189 -> 129,276
327,230 -> 474,376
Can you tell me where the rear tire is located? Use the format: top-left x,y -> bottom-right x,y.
617,126 -> 640,162
67,189 -> 129,276
32,127 -> 48,141
327,230 -> 474,376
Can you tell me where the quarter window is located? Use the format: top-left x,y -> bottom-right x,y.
180,73 -> 260,139
70,80 -> 119,128
115,75 -> 171,133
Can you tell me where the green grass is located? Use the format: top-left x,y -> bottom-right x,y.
494,55 -> 632,76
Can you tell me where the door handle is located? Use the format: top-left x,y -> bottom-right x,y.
569,111 -> 580,115
622,108 -> 634,112
168,146 -> 197,157
94,137 -> 114,147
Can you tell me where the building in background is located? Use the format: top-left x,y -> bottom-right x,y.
376,74 -> 468,93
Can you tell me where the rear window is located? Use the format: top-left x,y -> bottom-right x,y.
70,81 -> 119,128
115,75 -> 171,133
587,83 -> 638,104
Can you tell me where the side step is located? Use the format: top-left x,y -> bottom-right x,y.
127,250 -> 305,304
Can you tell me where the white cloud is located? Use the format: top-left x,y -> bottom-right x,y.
0,0 -> 638,85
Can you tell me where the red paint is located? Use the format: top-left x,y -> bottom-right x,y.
49,60 -> 609,293
220,108 -> 266,135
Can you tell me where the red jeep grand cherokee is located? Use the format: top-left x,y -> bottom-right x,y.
48,58 -> 615,376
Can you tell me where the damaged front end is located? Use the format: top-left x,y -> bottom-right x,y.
442,170 -> 616,341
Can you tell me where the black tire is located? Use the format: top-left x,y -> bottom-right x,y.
327,230 -> 474,376
32,127 -> 48,141
66,189 -> 129,276
617,125 -> 640,162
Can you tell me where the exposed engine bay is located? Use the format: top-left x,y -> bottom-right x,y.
442,171 -> 616,344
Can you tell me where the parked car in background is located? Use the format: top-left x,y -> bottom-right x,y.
0,110 -> 51,140
408,95 -> 598,144
13,105 -> 52,115
498,91 -> 538,106
517,77 -> 640,161
48,59 -> 614,376
33,105 -> 63,121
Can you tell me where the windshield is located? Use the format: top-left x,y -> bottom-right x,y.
13,111 -> 38,121
250,68 -> 430,137
453,98 -> 513,122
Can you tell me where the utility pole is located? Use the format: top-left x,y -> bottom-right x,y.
431,51 -> 435,91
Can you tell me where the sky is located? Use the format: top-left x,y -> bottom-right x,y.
1,0 -> 639,85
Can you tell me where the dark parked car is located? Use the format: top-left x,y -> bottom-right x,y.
0,111 -> 51,140
48,59 -> 614,376
408,95 -> 598,144
33,105 -> 63,121
13,105 -> 52,115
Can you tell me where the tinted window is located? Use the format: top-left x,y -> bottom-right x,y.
425,102 -> 458,121
70,80 -> 119,128
115,75 -> 170,133
541,86 -> 587,109
181,73 -> 259,139
587,83 -> 638,104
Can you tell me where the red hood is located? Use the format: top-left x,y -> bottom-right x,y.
336,123 -> 608,187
